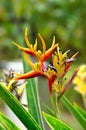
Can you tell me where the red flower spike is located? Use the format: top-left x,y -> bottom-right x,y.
59,69 -> 79,98
13,42 -> 36,57
41,44 -> 58,62
13,27 -> 58,64
48,75 -> 56,95
13,70 -> 46,80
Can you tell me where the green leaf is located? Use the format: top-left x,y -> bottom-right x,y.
74,103 -> 86,119
0,112 -> 20,130
22,56 -> 45,130
43,112 -> 73,130
43,104 -> 56,117
0,125 -> 6,130
61,95 -> 86,129
0,83 -> 41,130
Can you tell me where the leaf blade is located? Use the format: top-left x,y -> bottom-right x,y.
23,56 -> 45,130
61,95 -> 86,129
74,103 -> 86,119
0,83 -> 41,130
43,112 -> 73,130
0,112 -> 20,130
0,125 -> 6,130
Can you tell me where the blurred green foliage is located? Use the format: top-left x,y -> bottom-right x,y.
0,0 -> 86,62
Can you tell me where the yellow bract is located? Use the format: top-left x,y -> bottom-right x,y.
52,47 -> 68,78
13,27 -> 78,95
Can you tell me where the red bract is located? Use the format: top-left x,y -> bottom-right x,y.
13,27 -> 79,96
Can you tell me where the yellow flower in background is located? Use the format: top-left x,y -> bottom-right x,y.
73,65 -> 86,96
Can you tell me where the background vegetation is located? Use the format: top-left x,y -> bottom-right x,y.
0,0 -> 86,62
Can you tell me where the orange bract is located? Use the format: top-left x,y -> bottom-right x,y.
13,27 -> 58,63
13,27 -> 78,95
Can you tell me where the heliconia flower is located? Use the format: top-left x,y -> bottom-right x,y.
13,27 -> 58,64
13,45 -> 78,95
49,46 -> 79,96
13,27 -> 78,95
52,46 -> 79,78
73,65 -> 86,96
13,52 -> 56,94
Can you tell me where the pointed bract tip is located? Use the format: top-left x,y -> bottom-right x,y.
12,41 -> 21,48
72,51 -> 79,59
52,36 -> 55,46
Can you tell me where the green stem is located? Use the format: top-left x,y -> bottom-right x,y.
56,94 -> 62,120
82,95 -> 86,109
50,95 -> 57,116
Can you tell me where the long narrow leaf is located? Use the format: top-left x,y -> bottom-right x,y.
0,112 -> 20,130
23,56 -> 45,130
43,104 -> 56,117
61,95 -> 86,129
74,103 -> 86,119
0,83 -> 41,130
0,125 -> 6,130
43,112 -> 73,130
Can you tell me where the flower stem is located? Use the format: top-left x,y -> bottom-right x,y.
50,95 -> 57,116
82,95 -> 86,109
56,93 -> 62,120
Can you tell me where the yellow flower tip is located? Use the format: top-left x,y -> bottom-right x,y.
25,26 -> 28,36
34,38 -> 37,51
52,36 -> 55,46
7,79 -> 15,90
38,33 -> 46,53
24,27 -> 31,48
12,41 -> 21,49
17,83 -> 26,95
13,41 -> 32,54
23,52 -> 36,70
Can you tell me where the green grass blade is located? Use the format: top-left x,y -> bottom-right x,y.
43,112 -> 73,130
0,112 -> 20,130
23,57 -> 45,130
0,83 -> 41,130
61,95 -> 86,129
